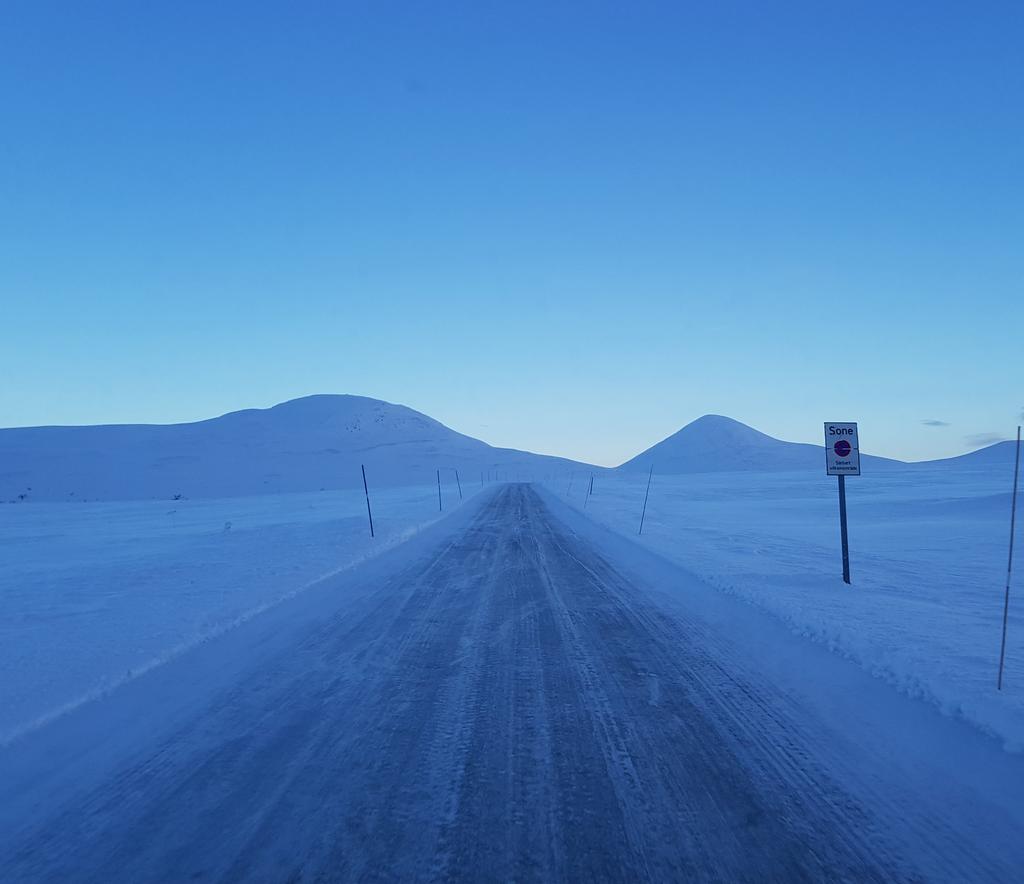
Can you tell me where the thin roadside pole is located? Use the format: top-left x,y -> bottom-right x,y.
437,469 -> 443,512
455,469 -> 463,500
566,473 -> 574,496
361,464 -> 374,538
997,426 -> 1021,690
584,473 -> 594,509
639,465 -> 654,535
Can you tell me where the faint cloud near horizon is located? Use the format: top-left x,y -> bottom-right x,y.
964,432 -> 1007,448
921,419 -> 950,427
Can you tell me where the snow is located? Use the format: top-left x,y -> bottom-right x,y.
3,395 -> 1020,760
3,395 -> 1018,756
0,394 -> 593,502
545,462 -> 1024,750
617,413 -> 902,473
0,478 -> 486,745
5,483 -> 1023,881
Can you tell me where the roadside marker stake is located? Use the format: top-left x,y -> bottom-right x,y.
639,465 -> 653,535
361,464 -> 374,539
584,473 -> 594,508
437,469 -> 443,512
455,469 -> 463,500
997,425 -> 1021,690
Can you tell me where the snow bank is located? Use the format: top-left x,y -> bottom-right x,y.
546,466 -> 1024,751
0,479 -> 487,744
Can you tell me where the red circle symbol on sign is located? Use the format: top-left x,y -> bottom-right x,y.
834,440 -> 852,458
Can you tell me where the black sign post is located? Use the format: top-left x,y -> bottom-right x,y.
838,474 -> 850,584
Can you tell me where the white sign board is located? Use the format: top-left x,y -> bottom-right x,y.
824,422 -> 860,476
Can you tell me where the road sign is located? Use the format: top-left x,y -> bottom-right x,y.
824,421 -> 860,585
824,422 -> 860,476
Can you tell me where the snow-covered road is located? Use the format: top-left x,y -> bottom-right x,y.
2,484 -> 1022,881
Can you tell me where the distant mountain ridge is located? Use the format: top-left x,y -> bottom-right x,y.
0,395 -> 593,502
920,439 -> 1020,469
617,414 -> 1017,474
616,414 -> 903,474
2,398 -> 1013,502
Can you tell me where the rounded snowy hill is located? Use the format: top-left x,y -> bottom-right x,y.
0,395 -> 590,502
617,415 -> 901,474
923,439 -> 1020,469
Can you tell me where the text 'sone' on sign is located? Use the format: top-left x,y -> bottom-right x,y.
824,422 -> 861,476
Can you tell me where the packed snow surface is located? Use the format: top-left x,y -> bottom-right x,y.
3,447 -> 1019,753
549,461 -> 1024,750
2,486 -> 1022,881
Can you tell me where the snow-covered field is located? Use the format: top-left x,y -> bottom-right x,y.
4,461 -> 1020,759
8,483 -> 1023,881
0,478 -> 484,745
547,464 -> 1023,751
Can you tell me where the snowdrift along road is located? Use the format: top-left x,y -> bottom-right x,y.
2,485 -> 1023,881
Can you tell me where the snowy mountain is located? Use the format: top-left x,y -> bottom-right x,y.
921,438 -> 1020,469
0,395 -> 592,502
617,414 -> 903,474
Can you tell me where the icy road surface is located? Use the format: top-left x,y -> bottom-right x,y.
2,484 -> 1022,881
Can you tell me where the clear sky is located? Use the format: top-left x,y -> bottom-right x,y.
3,1 -> 1022,465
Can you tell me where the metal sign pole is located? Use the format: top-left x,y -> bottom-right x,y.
997,426 -> 1021,690
838,474 -> 851,584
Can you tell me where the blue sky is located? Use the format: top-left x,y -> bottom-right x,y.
3,1 -> 1022,465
